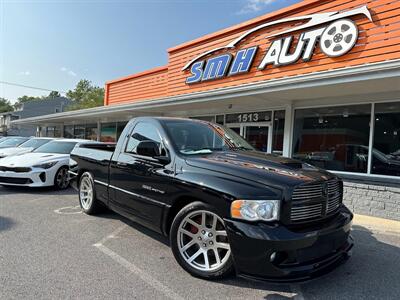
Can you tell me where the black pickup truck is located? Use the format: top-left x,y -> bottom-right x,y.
69,117 -> 353,282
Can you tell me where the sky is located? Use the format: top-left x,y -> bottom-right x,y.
0,0 -> 301,103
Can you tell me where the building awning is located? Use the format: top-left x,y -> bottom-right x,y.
12,59 -> 400,126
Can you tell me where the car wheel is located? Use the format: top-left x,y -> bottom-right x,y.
54,166 -> 70,189
78,172 -> 100,215
170,201 -> 234,280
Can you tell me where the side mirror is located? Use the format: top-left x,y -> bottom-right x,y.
136,140 -> 161,157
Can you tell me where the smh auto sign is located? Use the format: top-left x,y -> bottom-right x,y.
183,6 -> 372,84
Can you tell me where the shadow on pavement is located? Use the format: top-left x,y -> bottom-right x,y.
0,185 -> 76,196
63,202 -> 400,299
95,209 -> 170,246
292,225 -> 400,299
0,216 -> 16,232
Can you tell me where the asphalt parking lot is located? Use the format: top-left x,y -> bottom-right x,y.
1,186 -> 400,300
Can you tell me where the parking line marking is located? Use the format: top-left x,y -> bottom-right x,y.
94,224 -> 128,245
290,284 -> 305,300
54,205 -> 82,215
93,225 -> 184,300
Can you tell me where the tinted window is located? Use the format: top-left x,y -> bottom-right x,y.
100,123 -> 116,142
272,110 -> 285,155
162,120 -> 254,155
126,122 -> 162,154
74,125 -> 85,139
64,125 -> 74,138
0,137 -> 29,147
33,141 -> 77,154
85,124 -> 98,141
372,102 -> 400,176
292,105 -> 371,173
19,139 -> 51,149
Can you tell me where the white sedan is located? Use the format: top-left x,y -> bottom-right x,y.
0,139 -> 87,189
0,137 -> 54,159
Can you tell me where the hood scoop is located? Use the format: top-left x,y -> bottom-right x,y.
281,161 -> 303,169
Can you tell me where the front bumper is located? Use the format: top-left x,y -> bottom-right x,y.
0,169 -> 53,187
225,205 -> 353,282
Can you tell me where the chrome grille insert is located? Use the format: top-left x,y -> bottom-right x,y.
290,179 -> 343,222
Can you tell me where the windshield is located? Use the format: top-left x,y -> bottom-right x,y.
19,139 -> 52,149
162,119 -> 254,155
33,141 -> 77,154
0,137 -> 30,147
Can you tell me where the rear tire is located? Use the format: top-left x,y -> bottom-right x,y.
54,166 -> 70,189
78,172 -> 101,215
170,201 -> 234,280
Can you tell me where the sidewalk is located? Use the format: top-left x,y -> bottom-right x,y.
353,214 -> 400,234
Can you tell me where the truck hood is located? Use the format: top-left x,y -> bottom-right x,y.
185,150 -> 335,188
0,147 -> 33,158
0,152 -> 69,168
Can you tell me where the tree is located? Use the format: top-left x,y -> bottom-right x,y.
66,79 -> 104,111
48,91 -> 61,98
0,98 -> 13,113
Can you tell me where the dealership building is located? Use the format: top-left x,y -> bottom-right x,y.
14,0 -> 400,220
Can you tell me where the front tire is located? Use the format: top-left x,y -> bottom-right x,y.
78,172 -> 100,215
170,202 -> 234,280
54,166 -> 70,189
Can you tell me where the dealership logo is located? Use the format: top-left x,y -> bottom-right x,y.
183,6 -> 372,84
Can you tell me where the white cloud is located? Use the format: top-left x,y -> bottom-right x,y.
60,67 -> 77,77
237,0 -> 276,14
18,70 -> 30,76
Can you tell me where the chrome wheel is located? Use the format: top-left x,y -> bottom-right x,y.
177,210 -> 231,272
79,176 -> 93,210
320,19 -> 358,57
56,168 -> 69,189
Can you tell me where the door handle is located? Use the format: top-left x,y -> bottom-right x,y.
117,162 -> 128,167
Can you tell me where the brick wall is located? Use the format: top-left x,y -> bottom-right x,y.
343,181 -> 400,221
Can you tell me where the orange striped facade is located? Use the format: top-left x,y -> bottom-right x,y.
104,0 -> 400,106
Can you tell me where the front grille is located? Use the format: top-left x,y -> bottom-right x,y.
290,179 -> 343,223
0,166 -> 32,173
0,177 -> 33,184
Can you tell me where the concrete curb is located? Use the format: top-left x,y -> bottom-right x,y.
353,214 -> 400,234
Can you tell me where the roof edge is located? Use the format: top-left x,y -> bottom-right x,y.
106,65 -> 168,85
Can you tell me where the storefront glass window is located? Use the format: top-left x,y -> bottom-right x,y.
292,104 -> 371,173
45,126 -> 61,137
85,124 -> 98,141
117,122 -> 128,140
272,110 -> 285,155
216,115 -> 224,125
372,102 -> 400,177
64,125 -> 74,138
100,123 -> 117,142
74,125 -> 85,139
46,127 -> 56,138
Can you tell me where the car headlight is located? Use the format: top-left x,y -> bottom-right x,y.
69,158 -> 78,168
231,200 -> 280,222
32,161 -> 58,169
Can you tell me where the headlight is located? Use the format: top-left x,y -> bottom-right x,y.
32,161 -> 58,169
231,200 -> 280,222
69,158 -> 78,168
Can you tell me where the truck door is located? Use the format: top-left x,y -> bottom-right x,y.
109,121 -> 171,232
